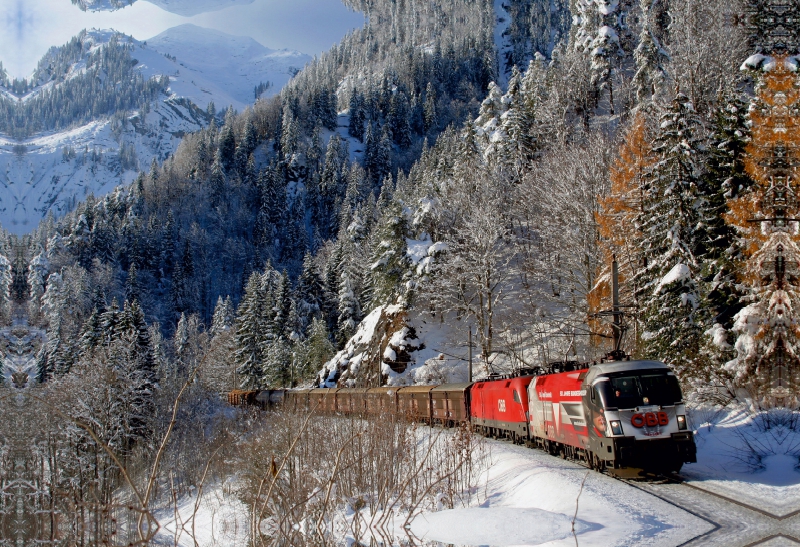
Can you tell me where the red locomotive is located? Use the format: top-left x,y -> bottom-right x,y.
235,358 -> 696,474
527,360 -> 695,472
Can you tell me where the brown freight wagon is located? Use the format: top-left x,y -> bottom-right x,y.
228,390 -> 261,406
366,387 -> 402,416
430,383 -> 473,426
285,389 -> 312,411
397,385 -> 435,423
309,388 -> 340,413
336,388 -> 369,413
255,389 -> 286,409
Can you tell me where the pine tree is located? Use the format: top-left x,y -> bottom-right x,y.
99,299 -> 122,346
632,0 -> 669,104
174,312 -> 189,361
280,104 -> 299,158
216,123 -> 236,173
209,156 -> 226,204
262,336 -> 293,387
210,295 -> 234,336
126,263 -> 141,303
296,252 -> 325,330
319,135 -> 345,237
234,272 -> 266,388
364,122 -> 377,176
389,91 -> 413,148
272,271 -> 292,339
423,82 -> 437,133
286,299 -> 304,343
337,242 -> 363,345
348,89 -> 366,141
374,126 -> 393,185
369,200 -> 410,307
637,93 -> 710,377
80,307 -> 102,354
234,119 -> 258,175
296,317 -> 335,382
701,88 -> 752,353
499,65 -> 538,180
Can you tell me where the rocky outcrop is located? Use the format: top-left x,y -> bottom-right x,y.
318,305 -> 424,387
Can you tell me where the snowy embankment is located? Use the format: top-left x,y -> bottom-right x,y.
154,481 -> 249,547
682,404 -> 800,516
154,431 -> 711,547
411,438 -> 711,547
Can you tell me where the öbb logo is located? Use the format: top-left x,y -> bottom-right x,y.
631,412 -> 669,428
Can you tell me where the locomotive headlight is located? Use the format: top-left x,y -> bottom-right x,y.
677,415 -> 687,430
609,420 -> 623,436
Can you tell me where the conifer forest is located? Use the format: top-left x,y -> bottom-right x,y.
0,0 -> 799,545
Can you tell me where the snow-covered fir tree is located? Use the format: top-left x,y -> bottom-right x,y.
637,92 -> 711,377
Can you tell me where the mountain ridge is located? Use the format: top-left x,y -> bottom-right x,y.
0,27 -> 309,233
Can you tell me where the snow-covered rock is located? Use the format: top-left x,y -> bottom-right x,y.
318,305 -> 425,387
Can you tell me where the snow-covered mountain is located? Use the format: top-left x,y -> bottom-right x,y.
147,25 -> 305,108
72,0 -> 255,16
0,27 -> 309,233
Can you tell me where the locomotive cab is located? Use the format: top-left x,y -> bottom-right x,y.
582,360 -> 696,473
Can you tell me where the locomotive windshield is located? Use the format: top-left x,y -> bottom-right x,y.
594,371 -> 683,409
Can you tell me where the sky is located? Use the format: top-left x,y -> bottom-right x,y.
0,0 -> 365,79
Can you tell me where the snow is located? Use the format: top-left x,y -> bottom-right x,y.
428,241 -> 448,254
406,236 -> 433,266
742,54 -> 771,71
407,236 -> 447,275
654,263 -> 691,293
681,405 -> 800,517
596,0 -> 620,16
413,506 -> 596,545
411,437 -> 711,547
154,482 -> 250,546
146,24 -> 309,108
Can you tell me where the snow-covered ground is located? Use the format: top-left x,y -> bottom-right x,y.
682,404 -> 800,516
411,439 -> 711,547
146,24 -> 308,110
154,481 -> 250,547
154,435 -> 712,547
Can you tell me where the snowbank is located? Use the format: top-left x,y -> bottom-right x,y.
155,481 -> 250,547
412,506 -> 597,545
411,437 -> 711,546
682,405 -> 800,516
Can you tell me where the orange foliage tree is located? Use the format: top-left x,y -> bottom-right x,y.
590,113 -> 653,356
724,56 -> 800,393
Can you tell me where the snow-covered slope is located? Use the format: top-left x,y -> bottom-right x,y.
0,28 -> 308,233
146,25 -> 306,108
73,0 -> 255,16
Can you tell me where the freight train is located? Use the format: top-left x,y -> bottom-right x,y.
229,358 -> 696,474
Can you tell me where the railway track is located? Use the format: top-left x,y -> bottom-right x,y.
486,433 -> 797,547
616,472 -> 800,546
